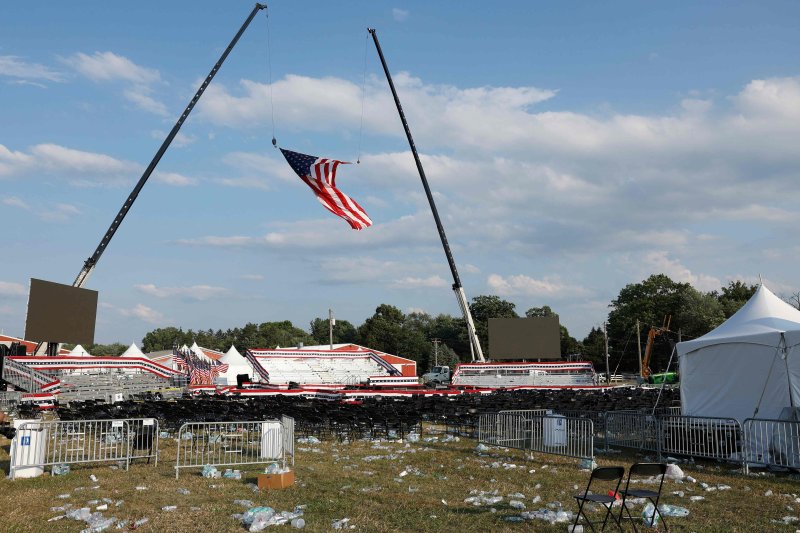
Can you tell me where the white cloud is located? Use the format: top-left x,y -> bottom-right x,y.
119,303 -> 165,324
2,195 -> 81,221
63,51 -> 160,84
124,86 -> 168,116
488,274 -> 589,298
39,203 -> 82,222
151,130 -> 196,148
0,55 -> 65,82
135,283 -> 228,301
0,143 -> 137,186
392,8 -> 409,22
153,171 -> 198,186
639,251 -> 721,292
391,275 -> 448,289
3,196 -> 30,210
0,282 -> 26,297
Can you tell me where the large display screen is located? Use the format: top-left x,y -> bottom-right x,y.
488,317 -> 561,360
25,278 -> 98,345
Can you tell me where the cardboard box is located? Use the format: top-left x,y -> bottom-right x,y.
257,470 -> 294,490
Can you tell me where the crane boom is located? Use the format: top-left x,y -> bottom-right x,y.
641,315 -> 671,379
368,28 -> 485,362
73,3 -> 268,288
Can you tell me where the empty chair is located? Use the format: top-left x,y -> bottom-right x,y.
573,465 -> 625,532
618,462 -> 668,531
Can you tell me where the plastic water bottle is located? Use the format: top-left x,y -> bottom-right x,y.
642,502 -> 660,526
291,518 -> 305,529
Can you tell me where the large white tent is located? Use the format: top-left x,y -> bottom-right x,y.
69,344 -> 91,357
218,345 -> 253,386
678,284 -> 800,424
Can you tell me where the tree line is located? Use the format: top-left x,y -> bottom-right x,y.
89,274 -> 763,374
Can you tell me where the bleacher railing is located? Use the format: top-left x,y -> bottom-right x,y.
175,417 -> 295,478
0,391 -> 23,412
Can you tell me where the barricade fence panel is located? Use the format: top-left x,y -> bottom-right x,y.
528,414 -> 594,461
281,415 -> 295,466
0,391 -> 23,412
478,412 -> 528,450
604,411 -> 659,452
126,418 -> 160,465
175,419 -> 294,479
659,415 -> 741,462
743,418 -> 800,471
10,419 -> 131,479
479,412 -> 594,460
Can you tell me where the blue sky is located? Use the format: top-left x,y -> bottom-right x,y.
2,1 -> 800,347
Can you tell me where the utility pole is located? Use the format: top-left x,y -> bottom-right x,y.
328,309 -> 335,351
603,322 -> 610,384
636,320 -> 643,378
432,338 -> 441,367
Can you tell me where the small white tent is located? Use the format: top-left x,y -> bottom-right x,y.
190,342 -> 212,363
219,345 -> 253,386
120,342 -> 145,358
69,344 -> 91,357
678,284 -> 800,424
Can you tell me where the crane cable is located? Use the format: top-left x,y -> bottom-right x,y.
265,7 -> 277,147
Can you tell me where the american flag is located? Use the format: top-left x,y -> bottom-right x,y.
280,148 -> 373,230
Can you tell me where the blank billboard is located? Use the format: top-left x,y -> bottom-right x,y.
25,278 -> 98,345
488,317 -> 560,360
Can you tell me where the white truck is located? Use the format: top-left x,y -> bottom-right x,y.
421,366 -> 451,385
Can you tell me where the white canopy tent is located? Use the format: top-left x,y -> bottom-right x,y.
678,284 -> 800,424
190,342 -> 212,363
218,345 -> 253,386
120,342 -> 145,358
69,344 -> 91,357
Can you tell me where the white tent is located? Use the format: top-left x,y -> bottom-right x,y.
219,345 -> 253,385
190,342 -> 212,362
69,344 -> 91,357
678,284 -> 800,424
120,342 -> 145,358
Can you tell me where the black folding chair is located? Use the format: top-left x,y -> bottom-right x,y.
573,465 -> 625,532
618,462 -> 668,531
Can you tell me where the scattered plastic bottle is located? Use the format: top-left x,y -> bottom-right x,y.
658,503 -> 690,517
642,503 -> 660,526
176,488 -> 191,495
132,517 -> 149,529
291,517 -> 305,529
162,505 -> 177,512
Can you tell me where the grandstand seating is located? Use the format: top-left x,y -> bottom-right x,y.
255,355 -> 387,386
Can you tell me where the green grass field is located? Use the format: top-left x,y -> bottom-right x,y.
1,428 -> 798,532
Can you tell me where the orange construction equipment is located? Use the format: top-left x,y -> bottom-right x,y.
641,316 -> 671,380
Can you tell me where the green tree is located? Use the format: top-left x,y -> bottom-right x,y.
716,280 -> 758,318
309,317 -> 357,345
607,274 -> 691,372
469,295 -> 518,357
581,327 -> 606,369
86,342 -> 127,356
142,327 -> 193,352
676,288 -> 726,340
357,304 -> 406,356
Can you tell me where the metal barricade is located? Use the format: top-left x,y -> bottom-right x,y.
604,411 -> 659,452
499,409 -> 549,419
742,418 -> 800,472
175,418 -> 294,479
126,418 -> 160,465
480,412 -> 594,461
281,415 -> 295,465
10,419 -> 131,479
0,391 -> 23,412
659,415 -> 741,462
528,414 -> 594,461
478,412 -> 528,450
